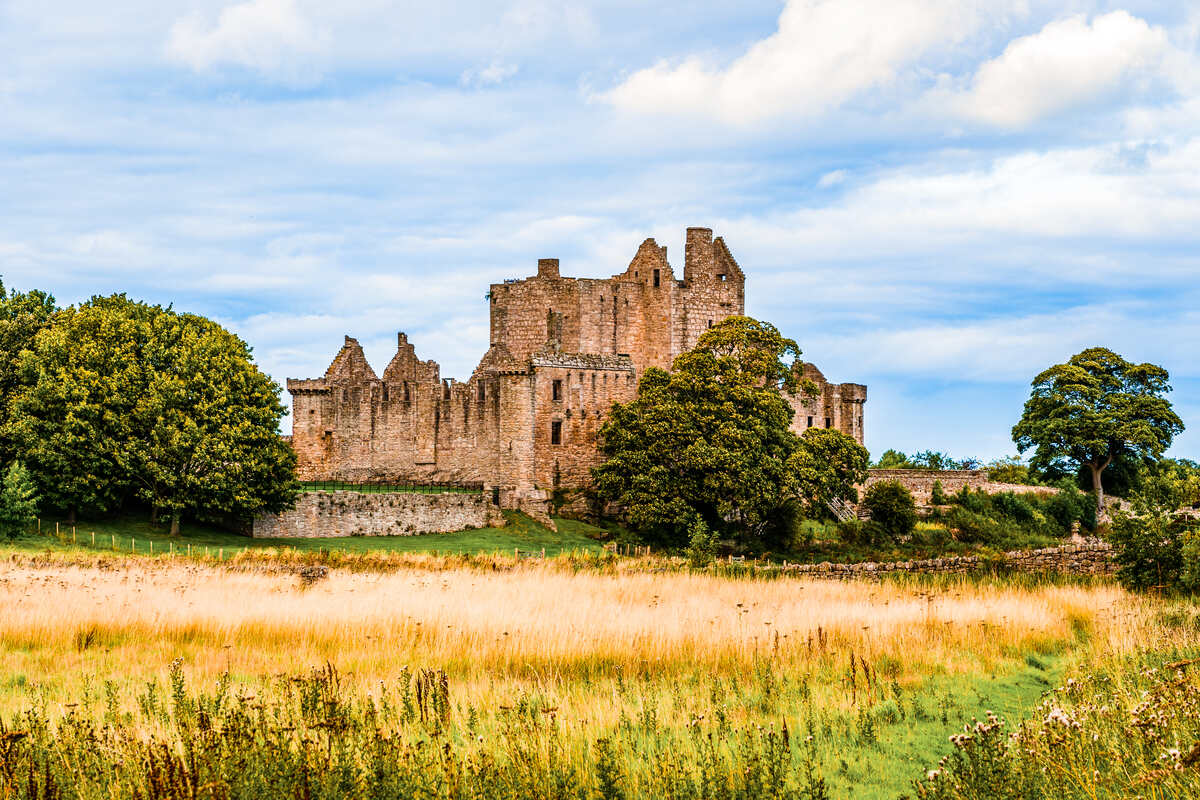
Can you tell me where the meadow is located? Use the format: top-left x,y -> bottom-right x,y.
1,547 -> 1196,798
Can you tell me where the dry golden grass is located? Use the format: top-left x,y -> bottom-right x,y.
0,556 -> 1146,718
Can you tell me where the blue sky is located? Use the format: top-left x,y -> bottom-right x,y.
2,0 -> 1198,461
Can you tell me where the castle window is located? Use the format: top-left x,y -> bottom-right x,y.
807,416 -> 813,428
404,384 -> 411,403
653,269 -> 660,288
551,420 -> 562,445
707,319 -> 713,328
552,379 -> 563,401
478,383 -> 486,402
718,273 -> 726,282
825,418 -> 832,428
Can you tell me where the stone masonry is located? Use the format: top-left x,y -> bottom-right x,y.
781,541 -> 1114,578
252,491 -> 505,538
288,228 -> 867,510
862,469 -> 1060,505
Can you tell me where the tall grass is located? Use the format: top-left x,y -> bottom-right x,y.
0,557 -> 1187,797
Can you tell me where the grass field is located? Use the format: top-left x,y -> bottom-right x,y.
23,510 -> 607,557
0,546 -> 1192,798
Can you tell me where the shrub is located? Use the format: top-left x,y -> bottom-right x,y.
836,518 -> 863,545
1039,484 -> 1095,535
930,480 -> 948,506
991,492 -> 1036,525
1107,510 -> 1187,591
0,461 -> 38,539
862,481 -> 916,541
944,507 -> 1003,545
1181,531 -> 1200,594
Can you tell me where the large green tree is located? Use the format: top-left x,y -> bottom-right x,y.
1012,348 -> 1183,515
0,281 -> 57,462
8,295 -> 156,521
8,295 -> 297,529
134,311 -> 297,534
592,316 -> 815,546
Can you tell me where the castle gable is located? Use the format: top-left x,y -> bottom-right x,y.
324,336 -> 379,384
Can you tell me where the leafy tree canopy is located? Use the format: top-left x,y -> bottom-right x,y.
1012,347 -> 1183,514
790,428 -> 870,514
592,316 -> 816,547
0,281 -> 57,462
0,461 -> 38,539
873,448 -> 979,470
8,294 -> 297,528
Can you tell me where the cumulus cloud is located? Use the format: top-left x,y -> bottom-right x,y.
948,11 -> 1173,127
604,0 -> 1001,123
166,0 -> 324,80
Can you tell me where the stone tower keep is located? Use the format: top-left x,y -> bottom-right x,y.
288,228 -> 866,512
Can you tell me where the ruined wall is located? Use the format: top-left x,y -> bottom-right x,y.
528,353 -> 637,489
862,469 -> 1060,504
288,227 -> 866,498
781,541 -> 1114,578
252,490 -> 505,538
791,363 -> 866,443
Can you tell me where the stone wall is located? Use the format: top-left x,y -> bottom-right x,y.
252,490 -> 506,538
781,541 -> 1114,578
863,469 -> 1059,504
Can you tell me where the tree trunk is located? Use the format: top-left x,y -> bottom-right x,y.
150,506 -> 158,525
67,507 -> 76,526
1090,462 -> 1106,520
170,512 -> 180,537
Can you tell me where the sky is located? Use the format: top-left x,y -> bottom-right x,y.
2,0 -> 1198,461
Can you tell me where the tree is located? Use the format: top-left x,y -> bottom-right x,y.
874,449 -> 913,469
1012,348 -> 1183,516
861,481 -> 917,541
7,295 -> 157,521
0,281 -> 57,463
790,428 -> 869,514
592,316 -> 814,547
0,462 -> 38,539
7,295 -> 298,529
132,311 -> 298,534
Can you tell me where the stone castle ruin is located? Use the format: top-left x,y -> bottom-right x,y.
288,228 -> 866,515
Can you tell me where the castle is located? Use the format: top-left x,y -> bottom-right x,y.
288,228 -> 866,514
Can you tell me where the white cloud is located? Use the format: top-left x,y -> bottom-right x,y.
950,11 -> 1172,127
166,0 -> 324,80
460,60 -> 519,88
604,0 -> 1003,123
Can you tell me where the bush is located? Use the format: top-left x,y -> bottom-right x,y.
1107,510 -> 1187,591
930,480 -> 948,506
1039,484 -> 1095,535
1181,531 -> 1200,594
0,461 -> 38,539
861,481 -> 916,542
944,507 -> 1007,545
991,492 -> 1036,525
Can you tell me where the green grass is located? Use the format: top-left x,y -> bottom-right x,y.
20,511 -> 606,557
822,654 -> 1066,797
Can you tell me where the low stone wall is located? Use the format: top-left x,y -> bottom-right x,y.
863,469 -> 1058,504
783,541 -> 1114,578
252,490 -> 506,538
